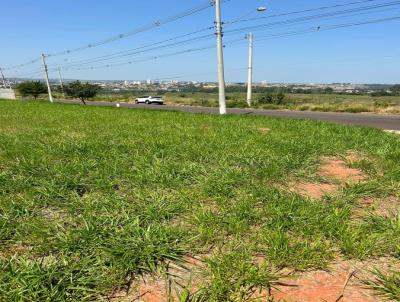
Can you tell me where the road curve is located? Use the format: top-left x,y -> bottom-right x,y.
54,99 -> 400,131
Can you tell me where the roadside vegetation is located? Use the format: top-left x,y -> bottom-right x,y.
88,88 -> 400,114
13,81 -> 400,114
0,100 -> 399,301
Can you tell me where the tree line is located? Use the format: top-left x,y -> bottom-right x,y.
15,81 -> 100,104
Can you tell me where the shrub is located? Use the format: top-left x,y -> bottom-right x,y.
258,91 -> 286,105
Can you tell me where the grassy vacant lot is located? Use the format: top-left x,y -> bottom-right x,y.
0,100 -> 399,301
91,91 -> 400,114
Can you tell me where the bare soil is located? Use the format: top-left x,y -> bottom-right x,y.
290,182 -> 339,199
269,257 -> 399,302
318,158 -> 367,183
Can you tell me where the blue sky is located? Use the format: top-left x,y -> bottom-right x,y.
1,0 -> 399,83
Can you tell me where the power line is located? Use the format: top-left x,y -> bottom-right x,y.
53,14 -> 400,73
224,1 -> 400,35
63,45 -> 219,71
53,32 -> 215,70
152,67 -> 248,81
1,0 -> 223,71
255,16 -> 400,41
45,0 -> 222,58
4,0 -> 398,77
229,6 -> 400,38
68,0 -> 389,64
49,0 -> 400,71
49,26 -> 214,68
53,37 -> 244,72
1,58 -> 42,71
2,0 -> 391,72
226,0 -> 378,25
11,14 -> 400,80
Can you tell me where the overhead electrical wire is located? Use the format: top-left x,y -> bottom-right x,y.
66,46 -> 218,71
44,0 -> 228,58
47,0 -> 400,71
226,0 -> 378,25
48,37 -> 244,72
224,0 -> 400,34
45,0 -> 400,71
4,0 -> 398,76
1,58 -> 42,71
225,6 -> 400,38
53,15 -> 400,73
151,67 -> 248,81
53,32 -> 216,70
1,0 -> 223,71
240,15 -> 400,42
49,26 -> 215,67
61,38 -> 244,71
1,0 -> 383,71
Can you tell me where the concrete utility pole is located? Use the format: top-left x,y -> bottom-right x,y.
41,53 -> 53,103
246,32 -> 254,106
214,0 -> 227,115
0,67 -> 7,88
58,68 -> 65,96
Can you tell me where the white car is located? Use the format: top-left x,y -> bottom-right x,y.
135,96 -> 165,105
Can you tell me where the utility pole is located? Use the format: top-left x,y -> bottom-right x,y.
246,32 -> 254,106
0,67 -> 7,88
214,0 -> 227,115
58,68 -> 65,97
41,53 -> 53,103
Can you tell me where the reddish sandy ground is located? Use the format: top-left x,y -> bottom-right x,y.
110,155 -> 398,302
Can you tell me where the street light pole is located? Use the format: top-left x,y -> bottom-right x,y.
246,32 -> 254,106
245,6 -> 267,107
215,0 -> 227,115
41,53 -> 53,103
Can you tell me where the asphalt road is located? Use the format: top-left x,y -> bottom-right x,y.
55,99 -> 400,131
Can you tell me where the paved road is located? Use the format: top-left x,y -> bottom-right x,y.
55,99 -> 400,131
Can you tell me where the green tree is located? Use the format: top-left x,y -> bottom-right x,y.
15,81 -> 47,99
64,81 -> 100,105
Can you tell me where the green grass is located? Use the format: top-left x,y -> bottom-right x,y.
368,269 -> 400,300
0,100 -> 399,301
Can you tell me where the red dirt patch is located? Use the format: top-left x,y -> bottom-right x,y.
137,278 -> 167,302
271,270 -> 376,302
109,256 -> 204,302
291,182 -> 339,199
318,158 -> 367,183
271,258 -> 399,302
